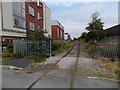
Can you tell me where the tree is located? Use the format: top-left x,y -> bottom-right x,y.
80,32 -> 87,38
86,12 -> 104,31
85,12 -> 105,41
27,30 -> 50,40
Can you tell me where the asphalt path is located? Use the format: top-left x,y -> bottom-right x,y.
1,59 -> 33,68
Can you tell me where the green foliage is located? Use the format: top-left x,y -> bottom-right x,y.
7,41 -> 13,52
2,52 -> 12,57
86,30 -> 105,42
27,30 -> 50,40
86,12 -> 104,32
2,52 -> 15,60
110,58 -> 116,62
80,32 -> 87,39
23,56 -> 46,62
3,39 -> 9,46
83,12 -> 105,42
51,42 -> 73,56
80,30 -> 105,42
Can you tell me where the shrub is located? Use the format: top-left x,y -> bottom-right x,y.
7,41 -> 13,52
23,56 -> 46,62
2,52 -> 12,57
110,58 -> 116,62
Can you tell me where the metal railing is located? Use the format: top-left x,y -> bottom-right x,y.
13,40 -> 51,57
95,37 -> 119,59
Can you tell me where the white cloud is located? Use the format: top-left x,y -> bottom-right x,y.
43,0 -> 119,2
52,3 -> 118,39
46,2 -> 76,7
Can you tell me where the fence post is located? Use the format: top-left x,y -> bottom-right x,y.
50,40 -> 51,57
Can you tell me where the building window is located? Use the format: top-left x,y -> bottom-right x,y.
13,15 -> 26,29
57,28 -> 59,38
60,30 -> 63,38
38,25 -> 41,30
38,12 -> 40,20
29,6 -> 34,16
13,2 -> 26,29
29,22 -> 35,30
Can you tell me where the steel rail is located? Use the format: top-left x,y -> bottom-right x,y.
27,42 -> 77,90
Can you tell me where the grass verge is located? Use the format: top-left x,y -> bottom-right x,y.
51,42 -> 74,56
23,56 -> 47,62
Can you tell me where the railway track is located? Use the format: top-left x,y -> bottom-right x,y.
27,42 -> 78,90
69,41 -> 80,88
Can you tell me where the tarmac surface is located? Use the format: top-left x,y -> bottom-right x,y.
1,59 -> 33,68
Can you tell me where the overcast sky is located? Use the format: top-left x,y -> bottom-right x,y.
45,2 -> 118,39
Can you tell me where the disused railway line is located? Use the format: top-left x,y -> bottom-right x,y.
69,41 -> 80,88
27,42 -> 78,90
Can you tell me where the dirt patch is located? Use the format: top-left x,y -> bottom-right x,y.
77,57 -> 119,80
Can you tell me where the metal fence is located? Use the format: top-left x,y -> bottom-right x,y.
13,40 -> 51,57
95,37 -> 119,59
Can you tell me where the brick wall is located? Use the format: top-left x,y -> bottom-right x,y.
25,2 -> 44,34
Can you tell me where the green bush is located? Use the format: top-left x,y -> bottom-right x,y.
51,42 -> 73,56
7,41 -> 13,52
2,52 -> 12,57
110,58 -> 116,62
23,56 -> 46,62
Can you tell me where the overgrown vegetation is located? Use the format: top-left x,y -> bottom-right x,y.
26,30 -> 51,40
2,52 -> 15,60
91,58 -> 120,80
6,40 -> 13,53
79,12 -> 105,43
51,42 -> 74,56
23,56 -> 47,62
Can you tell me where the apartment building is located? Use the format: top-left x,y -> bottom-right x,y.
25,0 -> 44,35
51,20 -> 64,40
0,0 -> 52,40
65,33 -> 71,40
0,2 -> 26,39
43,2 -> 51,38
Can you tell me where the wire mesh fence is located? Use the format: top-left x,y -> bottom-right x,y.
95,37 -> 119,59
13,40 -> 51,57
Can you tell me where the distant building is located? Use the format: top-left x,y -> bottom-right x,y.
105,24 -> 120,37
64,33 -> 71,40
51,20 -> 64,40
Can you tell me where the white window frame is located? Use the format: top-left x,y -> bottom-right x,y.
60,30 -> 63,38
38,12 -> 40,20
29,6 -> 34,16
57,28 -> 59,38
38,24 -> 41,30
29,22 -> 35,31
